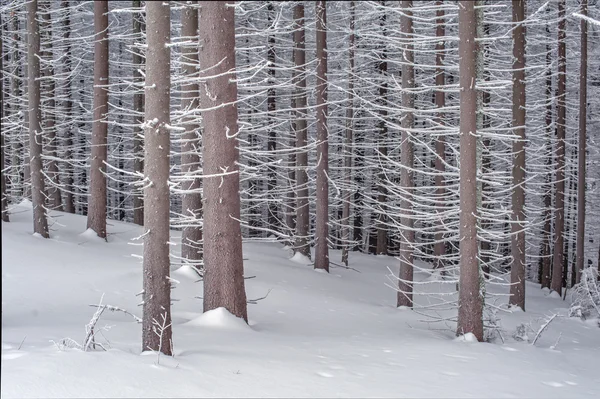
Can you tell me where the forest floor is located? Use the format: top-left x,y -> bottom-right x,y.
2,201 -> 599,398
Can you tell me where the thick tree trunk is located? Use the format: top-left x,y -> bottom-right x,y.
40,1 -> 62,211
433,1 -> 445,271
142,0 -> 173,355
509,0 -> 527,311
575,0 -> 587,284
87,1 -> 109,239
456,0 -> 483,341
397,0 -> 415,308
180,1 -> 203,265
341,1 -> 355,267
293,4 -> 310,259
199,1 -> 248,322
314,0 -> 329,272
61,0 -> 75,214
551,0 -> 566,296
27,0 -> 49,238
132,0 -> 145,225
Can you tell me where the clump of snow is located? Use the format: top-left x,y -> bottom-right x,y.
508,305 -> 523,313
396,305 -> 411,311
289,251 -> 311,265
80,228 -> 105,242
172,265 -> 201,281
454,333 -> 479,343
547,291 -> 561,299
32,232 -> 44,239
185,307 -> 252,332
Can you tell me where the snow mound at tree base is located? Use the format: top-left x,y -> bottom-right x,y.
185,307 -> 252,332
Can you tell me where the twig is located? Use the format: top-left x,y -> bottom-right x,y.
247,288 -> 273,304
18,336 -> 27,350
329,261 -> 361,273
531,314 -> 560,346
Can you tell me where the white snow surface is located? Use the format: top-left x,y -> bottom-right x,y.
2,202 -> 599,398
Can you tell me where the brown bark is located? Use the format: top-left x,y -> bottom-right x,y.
285,50 -> 296,242
433,1 -> 445,271
575,0 -> 587,284
551,0 -> 566,296
61,0 -> 75,214
132,0 -> 145,225
180,1 -> 203,265
341,1 -> 355,267
376,1 -> 388,256
27,0 -> 49,238
397,0 -> 415,308
293,4 -> 310,259
10,15 -> 22,200
199,1 -> 248,322
86,0 -> 109,239
509,0 -> 526,310
142,0 -> 173,355
314,0 -> 329,272
456,0 -> 483,341
1,18 -> 7,222
40,1 -> 62,211
267,2 -> 278,232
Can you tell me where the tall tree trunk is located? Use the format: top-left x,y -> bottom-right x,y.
397,0 -> 415,308
509,0 -> 527,310
314,0 -> 329,272
0,16 -> 8,222
10,14 -> 22,201
540,17 -> 553,288
266,2 -> 278,233
341,1 -> 355,267
142,0 -> 173,355
87,1 -> 109,239
27,0 -> 49,238
199,1 -> 248,322
180,1 -> 203,265
61,0 -> 75,213
285,50 -> 296,244
551,0 -> 566,296
456,0 -> 483,341
575,0 -> 587,284
376,1 -> 388,256
433,1 -> 445,271
293,4 -> 310,259
132,0 -> 145,225
40,1 -> 62,211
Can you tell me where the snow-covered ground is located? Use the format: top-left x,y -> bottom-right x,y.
2,202 -> 599,398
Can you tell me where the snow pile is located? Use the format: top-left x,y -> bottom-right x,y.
185,307 -> 252,332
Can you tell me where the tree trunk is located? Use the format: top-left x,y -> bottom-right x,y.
266,2 -> 278,233
87,0 -> 109,239
509,0 -> 526,310
0,17 -> 8,222
132,0 -> 145,225
26,0 -> 49,238
10,14 -> 22,201
433,1 -> 445,271
397,0 -> 415,308
456,0 -> 483,341
61,0 -> 75,214
376,1 -> 388,256
142,0 -> 173,355
575,0 -> 587,284
199,1 -> 248,322
551,0 -> 566,296
314,0 -> 329,272
341,1 -> 355,267
180,1 -> 203,265
293,4 -> 310,259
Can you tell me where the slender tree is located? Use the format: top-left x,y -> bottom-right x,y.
314,0 -> 329,272
433,1 -> 445,271
87,1 -> 109,239
575,0 -> 587,284
341,0 -> 355,267
199,1 -> 248,322
375,1 -> 388,256
0,16 -> 7,222
397,0 -> 415,308
266,2 -> 278,233
456,0 -> 483,341
293,3 -> 310,259
180,1 -> 203,264
551,0 -> 566,296
142,0 -> 173,355
509,0 -> 527,310
132,0 -> 144,225
61,0 -> 75,214
27,0 -> 49,238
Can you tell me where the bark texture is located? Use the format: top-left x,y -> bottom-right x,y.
86,0 -> 109,239
509,0 -> 527,310
433,1 -> 445,271
397,0 -> 415,308
0,19 -> 8,222
27,0 -> 49,238
132,0 -> 145,226
314,0 -> 329,272
456,0 -> 483,341
199,1 -> 248,322
142,0 -> 173,355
